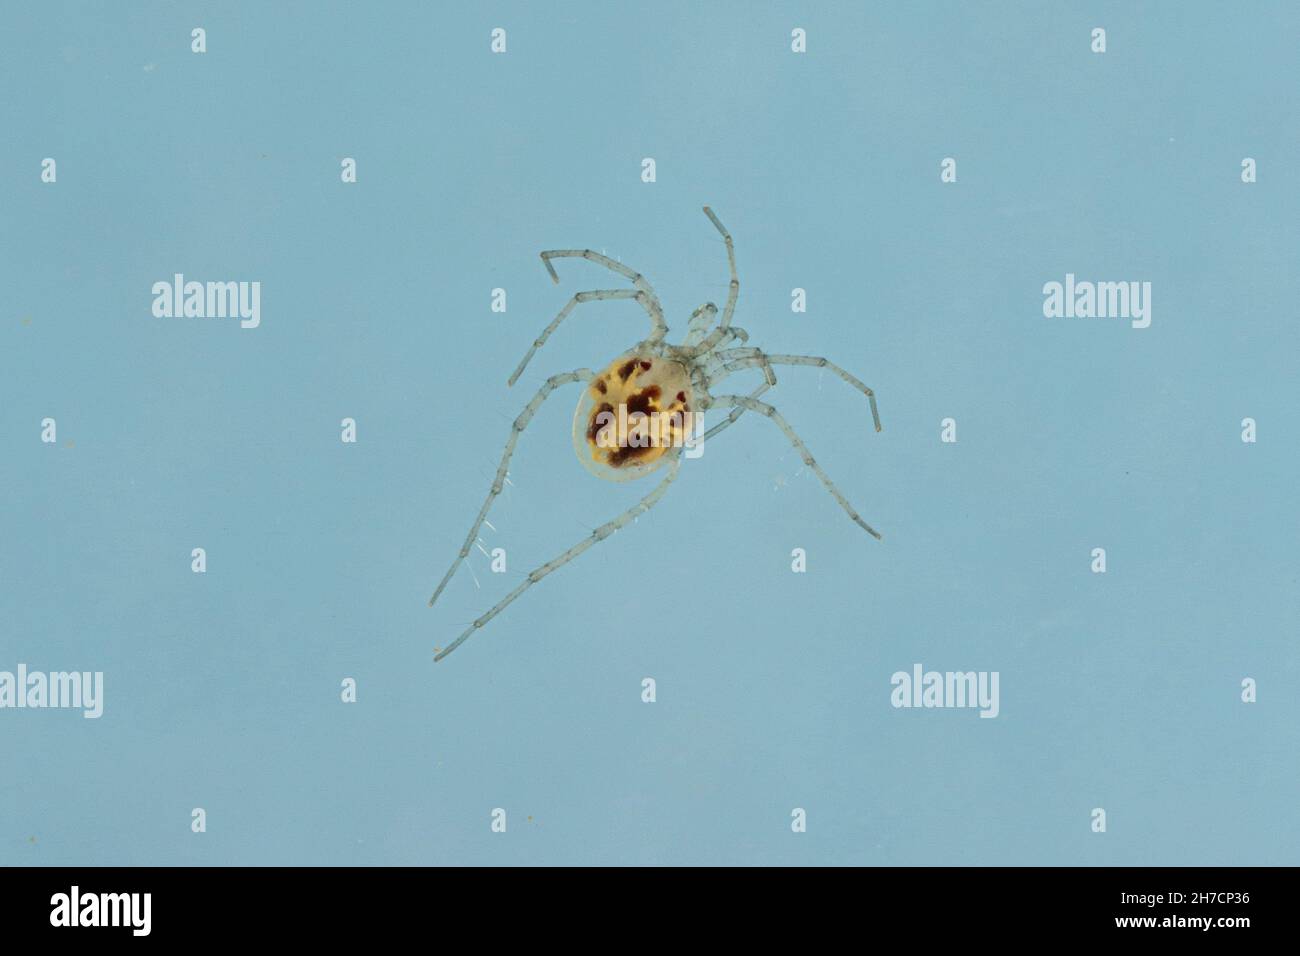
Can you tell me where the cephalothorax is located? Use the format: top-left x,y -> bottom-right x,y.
430,207 -> 882,661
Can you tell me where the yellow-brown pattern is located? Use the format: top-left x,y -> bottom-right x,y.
584,355 -> 693,470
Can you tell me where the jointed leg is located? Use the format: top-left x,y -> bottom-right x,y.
720,326 -> 749,346
704,346 -> 770,381
701,380 -> 770,442
539,248 -> 667,337
508,289 -> 642,386
698,348 -> 776,441
698,328 -> 752,367
685,206 -> 740,357
714,394 -> 882,540
429,368 -> 594,608
712,352 -> 882,432
682,302 -> 718,349
435,456 -> 682,661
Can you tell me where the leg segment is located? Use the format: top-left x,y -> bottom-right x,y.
681,302 -> 718,349
539,248 -> 667,337
699,332 -> 753,374
686,207 -> 740,356
700,379 -> 770,442
720,325 -> 749,346
508,289 -> 641,386
713,394 -> 882,540
699,348 -> 776,441
428,368 -> 594,607
435,455 -> 682,661
704,347 -> 776,392
712,351 -> 882,432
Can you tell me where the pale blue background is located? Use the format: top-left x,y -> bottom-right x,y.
2,1 -> 1297,866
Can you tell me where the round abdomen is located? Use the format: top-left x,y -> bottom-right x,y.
572,354 -> 694,482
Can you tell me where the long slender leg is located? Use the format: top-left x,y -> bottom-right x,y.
435,456 -> 682,661
713,394 -> 882,540
428,368 -> 594,607
703,206 -> 738,330
712,352 -> 882,432
539,249 -> 667,337
508,289 -> 641,386
685,206 -> 740,356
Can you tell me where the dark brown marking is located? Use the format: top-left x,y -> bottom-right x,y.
594,378 -> 607,394
625,385 -> 661,418
639,360 -> 652,371
617,359 -> 637,382
608,443 -> 654,467
586,402 -> 615,444
676,391 -> 686,402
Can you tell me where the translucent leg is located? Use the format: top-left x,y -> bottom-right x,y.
508,289 -> 642,386
699,349 -> 777,441
712,351 -> 881,432
435,455 -> 682,661
712,394 -> 881,539
685,206 -> 740,356
539,248 -> 666,337
428,368 -> 593,607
